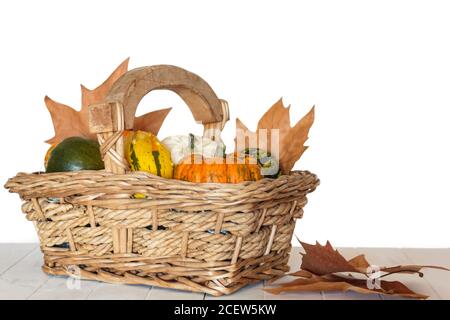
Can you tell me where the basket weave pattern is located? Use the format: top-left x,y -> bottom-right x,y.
5,65 -> 319,296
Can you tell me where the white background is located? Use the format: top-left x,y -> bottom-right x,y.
1,0 -> 449,247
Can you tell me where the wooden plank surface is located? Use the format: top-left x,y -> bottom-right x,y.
0,244 -> 449,300
86,283 -> 151,300
402,248 -> 450,299
0,246 -> 48,299
0,243 -> 36,275
263,247 -> 324,300
146,287 -> 205,300
206,282 -> 265,300
29,276 -> 99,300
357,247 -> 441,300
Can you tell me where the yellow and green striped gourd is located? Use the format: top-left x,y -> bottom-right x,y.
124,130 -> 173,179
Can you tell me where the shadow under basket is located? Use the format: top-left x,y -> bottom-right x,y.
4,65 -> 319,296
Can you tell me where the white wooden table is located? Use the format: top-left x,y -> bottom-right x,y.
0,244 -> 449,300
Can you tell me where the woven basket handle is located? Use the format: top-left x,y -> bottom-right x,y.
88,65 -> 229,174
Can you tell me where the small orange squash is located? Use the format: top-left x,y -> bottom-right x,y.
174,153 -> 262,183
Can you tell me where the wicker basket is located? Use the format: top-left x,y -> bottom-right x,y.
4,65 -> 319,296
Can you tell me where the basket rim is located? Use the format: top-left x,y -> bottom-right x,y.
5,170 -> 320,208
5,169 -> 319,188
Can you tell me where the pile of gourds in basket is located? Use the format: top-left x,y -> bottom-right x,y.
5,59 -> 319,296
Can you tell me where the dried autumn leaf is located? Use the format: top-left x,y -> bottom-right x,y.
80,58 -> 130,108
268,239 -> 450,299
298,239 -> 450,277
45,96 -> 90,144
235,99 -> 314,174
46,58 -> 171,144
265,274 -> 429,299
299,240 -> 359,275
290,255 -> 370,278
133,108 -> 172,133
45,58 -> 129,144
348,254 -> 371,272
380,264 -> 450,277
289,269 -> 315,278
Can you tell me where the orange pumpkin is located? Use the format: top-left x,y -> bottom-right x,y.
174,153 -> 262,183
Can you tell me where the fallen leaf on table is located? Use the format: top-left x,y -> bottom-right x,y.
265,273 -> 429,299
298,237 -> 450,277
264,239 -> 450,299
299,240 -> 360,275
235,99 -> 315,174
46,58 -> 171,144
347,254 -> 371,271
380,264 -> 450,277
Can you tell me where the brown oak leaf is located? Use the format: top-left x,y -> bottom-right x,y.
265,239 -> 450,299
265,273 -> 429,299
299,240 -> 359,275
299,238 -> 450,277
380,264 -> 450,277
235,99 -> 314,174
347,254 -> 371,271
80,58 -> 130,108
133,108 -> 172,133
46,58 -> 171,144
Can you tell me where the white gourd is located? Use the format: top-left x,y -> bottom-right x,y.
162,134 -> 225,164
